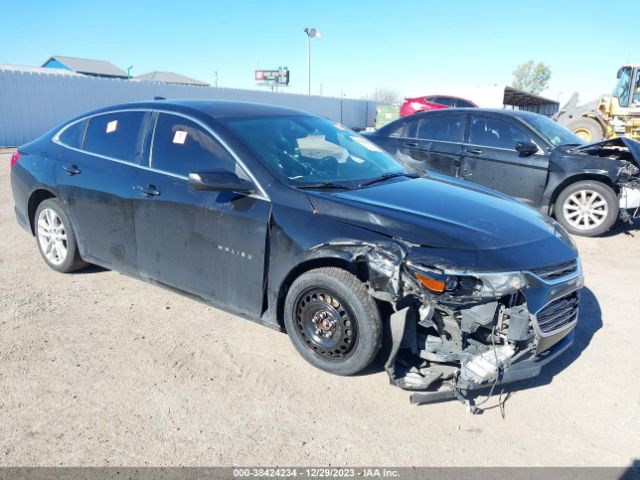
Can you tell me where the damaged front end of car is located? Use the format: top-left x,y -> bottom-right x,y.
572,137 -> 640,223
311,239 -> 584,410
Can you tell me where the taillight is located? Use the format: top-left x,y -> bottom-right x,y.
10,151 -> 20,168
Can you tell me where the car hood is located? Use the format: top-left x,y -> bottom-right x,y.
570,137 -> 640,168
305,176 -> 570,253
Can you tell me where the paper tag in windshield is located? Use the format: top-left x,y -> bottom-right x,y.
352,136 -> 383,152
106,120 -> 118,134
173,130 -> 188,144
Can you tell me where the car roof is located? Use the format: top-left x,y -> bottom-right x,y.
411,107 -> 542,119
80,99 -> 313,120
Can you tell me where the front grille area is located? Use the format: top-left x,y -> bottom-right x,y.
534,291 -> 580,334
530,259 -> 578,280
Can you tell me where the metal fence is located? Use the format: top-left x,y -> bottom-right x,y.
0,69 -> 377,147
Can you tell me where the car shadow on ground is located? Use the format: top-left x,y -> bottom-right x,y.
75,264 -> 109,275
603,217 -> 640,237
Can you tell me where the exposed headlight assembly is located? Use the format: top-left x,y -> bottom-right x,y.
407,262 -> 527,299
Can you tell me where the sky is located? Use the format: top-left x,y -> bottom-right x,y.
1,0 -> 636,105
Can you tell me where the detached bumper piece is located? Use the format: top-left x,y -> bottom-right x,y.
409,331 -> 574,406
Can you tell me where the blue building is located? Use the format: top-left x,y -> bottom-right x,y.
42,55 -> 128,79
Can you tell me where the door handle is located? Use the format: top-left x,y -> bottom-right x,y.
135,185 -> 161,197
465,148 -> 484,155
63,165 -> 81,175
403,141 -> 419,148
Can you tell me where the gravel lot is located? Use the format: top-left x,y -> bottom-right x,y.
1,149 -> 639,467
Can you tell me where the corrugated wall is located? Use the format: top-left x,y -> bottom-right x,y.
0,69 -> 377,147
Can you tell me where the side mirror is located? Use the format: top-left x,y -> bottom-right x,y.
515,141 -> 538,156
188,170 -> 256,194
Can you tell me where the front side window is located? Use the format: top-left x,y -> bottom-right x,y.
221,115 -> 406,186
151,114 -> 236,176
83,112 -> 145,162
469,116 -> 532,149
416,115 -> 463,142
613,67 -> 632,107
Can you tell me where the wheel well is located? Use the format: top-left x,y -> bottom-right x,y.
275,257 -> 368,330
549,174 -> 617,216
28,189 -> 56,235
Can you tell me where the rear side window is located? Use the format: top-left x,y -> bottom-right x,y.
58,119 -> 87,148
427,96 -> 454,106
83,112 -> 146,162
151,113 -> 236,176
456,99 -> 475,108
469,116 -> 532,149
416,115 -> 463,142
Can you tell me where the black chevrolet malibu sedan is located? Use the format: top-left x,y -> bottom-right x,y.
10,100 -> 584,404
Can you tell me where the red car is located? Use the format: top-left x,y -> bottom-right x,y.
399,95 -> 477,117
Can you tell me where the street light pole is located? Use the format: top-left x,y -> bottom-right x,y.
304,27 -> 320,96
306,33 -> 311,95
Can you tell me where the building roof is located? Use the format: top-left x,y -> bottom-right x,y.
0,64 -> 82,76
42,55 -> 128,78
135,71 -> 209,86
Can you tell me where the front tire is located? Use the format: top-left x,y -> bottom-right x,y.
35,198 -> 88,273
284,267 -> 382,376
554,181 -> 619,236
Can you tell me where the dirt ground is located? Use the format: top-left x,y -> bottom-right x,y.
1,150 -> 639,467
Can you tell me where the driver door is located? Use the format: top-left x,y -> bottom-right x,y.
133,112 -> 271,316
460,114 -> 549,206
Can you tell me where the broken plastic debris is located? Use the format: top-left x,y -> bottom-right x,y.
460,344 -> 515,384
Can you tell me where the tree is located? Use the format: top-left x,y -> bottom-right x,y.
371,88 -> 401,103
511,61 -> 551,95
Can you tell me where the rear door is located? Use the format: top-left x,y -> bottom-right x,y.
460,113 -> 549,206
132,112 -> 270,316
394,113 -> 465,178
55,110 -> 149,273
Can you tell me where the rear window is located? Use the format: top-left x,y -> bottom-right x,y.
83,112 -> 146,163
58,119 -> 87,148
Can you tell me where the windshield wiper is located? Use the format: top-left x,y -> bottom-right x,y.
358,172 -> 418,188
296,181 -> 354,190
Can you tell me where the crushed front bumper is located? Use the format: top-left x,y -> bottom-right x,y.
410,330 -> 574,405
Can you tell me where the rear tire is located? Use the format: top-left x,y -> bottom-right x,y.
565,117 -> 604,142
554,181 -> 619,237
284,267 -> 382,376
35,199 -> 88,273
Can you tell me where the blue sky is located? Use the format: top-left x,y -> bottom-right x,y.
2,0 -> 635,104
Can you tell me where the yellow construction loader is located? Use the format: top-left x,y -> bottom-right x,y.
555,65 -> 640,142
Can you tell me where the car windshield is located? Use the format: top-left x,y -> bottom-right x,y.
221,115 -> 407,187
523,113 -> 585,147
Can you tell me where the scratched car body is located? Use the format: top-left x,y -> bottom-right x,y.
10,100 -> 584,405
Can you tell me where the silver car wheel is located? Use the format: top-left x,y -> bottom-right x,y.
37,208 -> 68,266
562,189 -> 608,231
